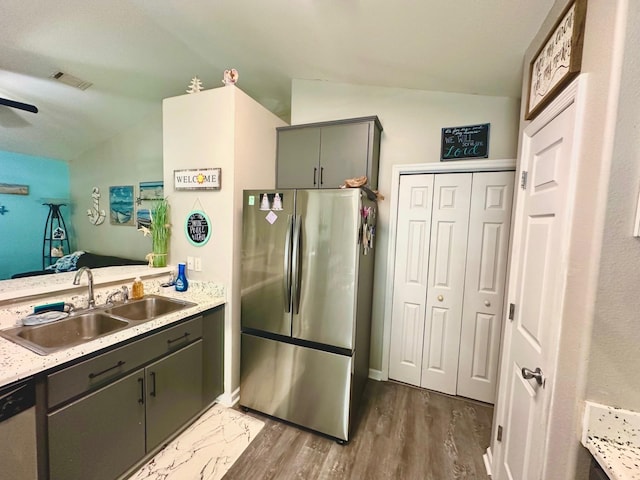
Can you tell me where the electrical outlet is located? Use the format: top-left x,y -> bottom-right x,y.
194,257 -> 202,272
187,256 -> 194,270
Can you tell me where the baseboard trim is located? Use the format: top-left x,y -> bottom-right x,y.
483,447 -> 493,477
217,387 -> 240,407
368,368 -> 383,381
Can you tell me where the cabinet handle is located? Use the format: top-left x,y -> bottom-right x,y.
320,167 -> 324,185
138,377 -> 144,405
150,372 -> 157,397
88,360 -> 125,379
167,332 -> 190,346
313,167 -> 317,185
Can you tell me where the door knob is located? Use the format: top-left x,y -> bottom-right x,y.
521,367 -> 544,386
484,300 -> 491,307
437,295 -> 444,302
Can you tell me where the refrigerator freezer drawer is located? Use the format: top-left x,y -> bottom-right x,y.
240,333 -> 352,441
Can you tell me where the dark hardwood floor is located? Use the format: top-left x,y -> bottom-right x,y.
224,380 -> 493,480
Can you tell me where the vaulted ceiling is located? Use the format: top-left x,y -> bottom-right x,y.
0,0 -> 553,161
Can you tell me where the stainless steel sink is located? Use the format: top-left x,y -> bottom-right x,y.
1,312 -> 129,355
0,295 -> 197,356
105,295 -> 196,321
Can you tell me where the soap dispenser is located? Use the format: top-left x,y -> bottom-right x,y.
175,262 -> 188,292
132,277 -> 144,299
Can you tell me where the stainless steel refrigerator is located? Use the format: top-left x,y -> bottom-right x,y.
240,188 -> 377,442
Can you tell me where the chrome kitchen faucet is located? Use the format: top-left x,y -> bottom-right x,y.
73,267 -> 95,309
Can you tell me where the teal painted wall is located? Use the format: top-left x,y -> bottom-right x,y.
0,151 -> 71,280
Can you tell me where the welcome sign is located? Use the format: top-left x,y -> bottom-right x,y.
174,168 -> 221,191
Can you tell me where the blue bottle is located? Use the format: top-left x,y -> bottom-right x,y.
175,262 -> 189,292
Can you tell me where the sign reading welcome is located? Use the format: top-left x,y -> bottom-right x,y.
440,124 -> 490,161
174,168 -> 221,191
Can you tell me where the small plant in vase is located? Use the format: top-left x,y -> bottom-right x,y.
139,199 -> 171,267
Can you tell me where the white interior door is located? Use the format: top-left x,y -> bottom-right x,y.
457,171 -> 514,404
388,174 -> 434,386
420,173 -> 472,395
496,101 -> 577,480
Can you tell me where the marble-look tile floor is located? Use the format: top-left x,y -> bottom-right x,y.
129,404 -> 264,480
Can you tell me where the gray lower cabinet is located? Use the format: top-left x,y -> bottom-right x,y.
43,309 -> 224,480
48,369 -> 145,480
145,340 -> 203,451
202,307 -> 224,404
276,116 -> 382,190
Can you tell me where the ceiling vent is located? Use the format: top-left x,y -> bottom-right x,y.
49,71 -> 92,90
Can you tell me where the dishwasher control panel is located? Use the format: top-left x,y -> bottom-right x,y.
0,380 -> 35,421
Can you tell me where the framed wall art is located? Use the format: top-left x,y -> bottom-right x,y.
109,185 -> 135,226
441,123 -> 490,161
525,0 -> 587,120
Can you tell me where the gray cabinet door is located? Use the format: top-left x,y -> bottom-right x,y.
319,122 -> 370,189
276,117 -> 382,190
203,307 -> 224,405
276,127 -> 321,188
48,369 -> 145,480
145,339 -> 203,451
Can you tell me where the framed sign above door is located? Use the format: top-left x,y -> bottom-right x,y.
525,0 -> 587,120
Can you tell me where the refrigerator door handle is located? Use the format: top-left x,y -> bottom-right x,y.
291,214 -> 302,314
283,215 -> 293,313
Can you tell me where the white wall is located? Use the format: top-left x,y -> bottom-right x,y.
490,1 -> 628,478
291,79 -> 520,371
587,0 -> 640,410
163,86 -> 285,398
70,108 -> 163,260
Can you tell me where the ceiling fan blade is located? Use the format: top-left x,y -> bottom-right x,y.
0,97 -> 38,114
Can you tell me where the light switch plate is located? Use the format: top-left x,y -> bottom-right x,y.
194,257 -> 202,271
187,256 -> 194,270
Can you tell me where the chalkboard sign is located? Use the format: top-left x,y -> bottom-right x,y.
185,210 -> 211,247
441,123 -> 490,161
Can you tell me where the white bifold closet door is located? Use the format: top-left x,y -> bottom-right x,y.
456,171 -> 514,403
388,174 -> 435,386
389,170 -> 513,404
420,173 -> 472,395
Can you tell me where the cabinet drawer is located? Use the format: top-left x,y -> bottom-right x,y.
47,316 -> 203,409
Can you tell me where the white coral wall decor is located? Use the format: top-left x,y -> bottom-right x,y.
186,76 -> 204,94
222,68 -> 238,86
87,187 -> 106,225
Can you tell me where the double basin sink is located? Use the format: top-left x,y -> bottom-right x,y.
0,295 -> 197,356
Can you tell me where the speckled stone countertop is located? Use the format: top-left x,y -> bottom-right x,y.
0,268 -> 225,389
583,401 -> 640,479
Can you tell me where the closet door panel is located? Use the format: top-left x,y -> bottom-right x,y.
457,171 -> 514,403
388,174 -> 434,386
420,173 -> 472,395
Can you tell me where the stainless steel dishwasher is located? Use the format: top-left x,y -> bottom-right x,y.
0,378 -> 38,480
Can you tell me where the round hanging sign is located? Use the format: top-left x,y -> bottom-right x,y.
185,210 -> 211,247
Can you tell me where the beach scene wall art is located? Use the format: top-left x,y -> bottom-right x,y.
109,185 -> 135,226
139,181 -> 164,200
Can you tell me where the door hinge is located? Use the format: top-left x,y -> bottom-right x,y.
520,171 -> 528,190
497,425 -> 503,442
508,303 -> 515,321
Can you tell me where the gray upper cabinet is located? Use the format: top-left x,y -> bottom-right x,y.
276,116 -> 382,190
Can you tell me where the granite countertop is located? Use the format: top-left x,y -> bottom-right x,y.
583,401 -> 640,479
0,271 -> 225,389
